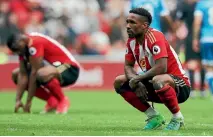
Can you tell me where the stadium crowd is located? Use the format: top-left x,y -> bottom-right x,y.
0,0 -> 178,55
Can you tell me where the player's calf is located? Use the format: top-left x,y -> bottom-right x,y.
36,66 -> 69,114
114,75 -> 164,125
152,75 -> 186,130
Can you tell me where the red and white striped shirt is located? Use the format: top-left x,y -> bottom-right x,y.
125,28 -> 190,86
20,32 -> 80,68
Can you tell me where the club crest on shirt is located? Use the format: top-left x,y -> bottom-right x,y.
29,47 -> 37,55
139,58 -> 146,71
152,45 -> 160,55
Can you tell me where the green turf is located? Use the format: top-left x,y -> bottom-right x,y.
0,91 -> 213,135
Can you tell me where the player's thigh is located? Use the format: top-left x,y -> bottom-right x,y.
12,68 -> 20,84
56,64 -> 80,87
36,65 -> 59,83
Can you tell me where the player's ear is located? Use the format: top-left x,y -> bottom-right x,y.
142,22 -> 149,29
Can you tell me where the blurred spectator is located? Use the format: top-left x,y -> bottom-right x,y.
175,0 -> 206,98
0,0 -> 186,57
0,1 -> 10,45
25,11 -> 45,34
108,14 -> 125,48
10,0 -> 30,30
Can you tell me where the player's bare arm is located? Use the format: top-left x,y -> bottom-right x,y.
14,60 -> 28,113
25,56 -> 43,112
124,59 -> 137,80
129,57 -> 167,88
193,14 -> 202,52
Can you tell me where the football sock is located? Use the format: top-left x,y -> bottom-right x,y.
207,76 -> 213,95
144,107 -> 159,118
45,78 -> 65,101
200,68 -> 205,91
35,87 -> 50,101
156,85 -> 180,114
120,91 -> 150,112
188,69 -> 195,90
173,111 -> 184,119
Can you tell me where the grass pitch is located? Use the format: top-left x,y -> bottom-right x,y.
0,91 -> 212,136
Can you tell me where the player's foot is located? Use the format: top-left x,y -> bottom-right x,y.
200,91 -> 208,98
143,114 -> 165,130
40,96 -> 58,114
164,117 -> 184,130
56,96 -> 70,114
190,90 -> 196,98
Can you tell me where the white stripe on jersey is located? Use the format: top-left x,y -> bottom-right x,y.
169,46 -> 186,76
144,39 -> 155,67
29,32 -> 80,67
130,39 -> 136,59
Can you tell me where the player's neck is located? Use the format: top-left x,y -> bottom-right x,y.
136,33 -> 145,45
136,29 -> 149,45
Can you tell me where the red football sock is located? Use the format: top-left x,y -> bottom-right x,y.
45,78 -> 65,101
47,95 -> 58,107
121,91 -> 150,112
156,85 -> 180,114
34,87 -> 50,101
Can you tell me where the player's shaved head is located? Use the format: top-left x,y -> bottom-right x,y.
7,33 -> 29,55
129,7 -> 152,26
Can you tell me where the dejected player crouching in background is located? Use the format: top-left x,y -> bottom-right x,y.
114,8 -> 191,130
7,32 -> 80,114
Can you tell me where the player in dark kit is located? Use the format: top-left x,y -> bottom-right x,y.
114,8 -> 191,130
7,32 -> 80,114
175,0 -> 206,98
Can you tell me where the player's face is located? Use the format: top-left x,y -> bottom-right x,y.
126,13 -> 147,38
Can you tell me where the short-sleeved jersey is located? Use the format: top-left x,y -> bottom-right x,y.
131,0 -> 169,31
194,0 -> 213,43
125,28 -> 190,86
19,32 -> 79,68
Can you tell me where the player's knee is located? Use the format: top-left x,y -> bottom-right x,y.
114,76 -> 122,89
12,68 -> 19,84
114,75 -> 127,89
114,75 -> 126,94
152,76 -> 165,90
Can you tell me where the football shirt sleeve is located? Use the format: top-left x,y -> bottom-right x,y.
28,43 -> 44,58
150,34 -> 168,61
194,2 -> 204,18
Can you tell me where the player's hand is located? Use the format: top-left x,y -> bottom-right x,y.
23,102 -> 32,113
129,77 -> 140,89
14,100 -> 24,113
134,82 -> 148,101
193,39 -> 200,52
